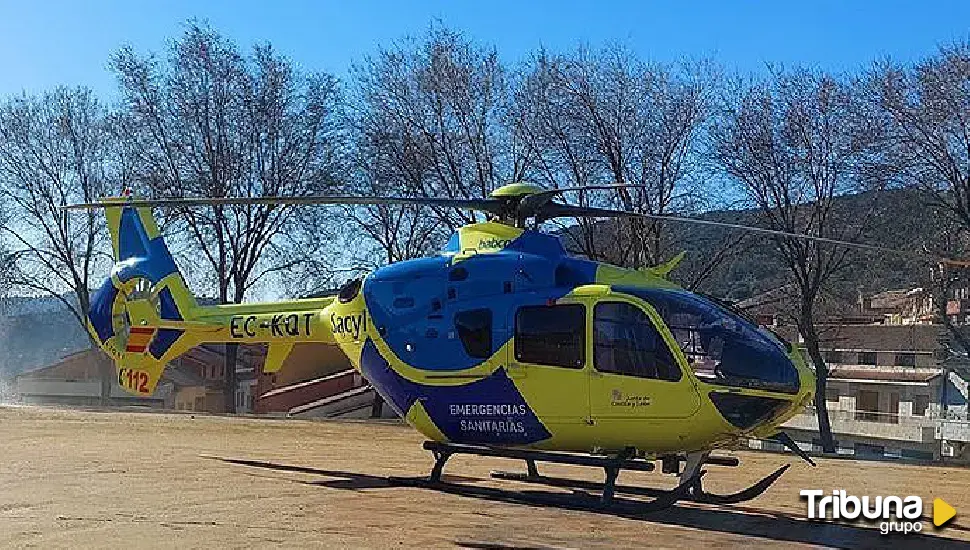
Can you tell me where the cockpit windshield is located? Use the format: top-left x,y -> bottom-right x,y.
620,287 -> 800,394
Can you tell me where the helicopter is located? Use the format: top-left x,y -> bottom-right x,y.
65,182 -> 948,509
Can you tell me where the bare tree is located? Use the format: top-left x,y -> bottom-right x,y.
511,46 -> 722,268
350,25 -> 524,232
111,21 -> 344,412
710,69 -> 887,453
871,43 -> 970,354
0,86 -> 113,402
0,206 -> 11,298
344,27 -> 511,416
341,116 -> 449,269
343,203 -> 444,269
872,42 -> 970,235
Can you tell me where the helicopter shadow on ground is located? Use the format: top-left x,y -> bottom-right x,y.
207,456 -> 965,550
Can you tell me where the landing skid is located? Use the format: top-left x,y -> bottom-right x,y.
491,463 -> 790,505
391,441 -> 789,512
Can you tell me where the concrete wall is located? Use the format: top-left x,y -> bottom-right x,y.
823,379 -> 938,418
235,379 -> 257,413
174,386 -> 207,411
17,378 -> 173,406
784,409 -> 937,443
781,376 -> 948,461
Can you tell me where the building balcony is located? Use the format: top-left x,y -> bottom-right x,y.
783,408 -> 938,443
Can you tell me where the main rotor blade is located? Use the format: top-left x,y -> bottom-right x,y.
517,184 -> 647,216
538,202 -> 970,267
529,183 -> 648,198
62,195 -> 507,214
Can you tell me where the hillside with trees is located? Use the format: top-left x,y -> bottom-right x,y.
663,187 -> 940,304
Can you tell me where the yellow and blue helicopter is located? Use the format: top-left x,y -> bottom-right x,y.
67,183 -> 928,508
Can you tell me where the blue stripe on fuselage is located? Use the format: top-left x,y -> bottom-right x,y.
359,338 -> 551,445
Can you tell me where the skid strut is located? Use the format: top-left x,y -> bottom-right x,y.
422,441 -> 656,503
406,442 -> 789,510
413,441 -> 713,510
493,449 -> 790,506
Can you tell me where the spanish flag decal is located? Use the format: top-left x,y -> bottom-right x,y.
126,327 -> 156,353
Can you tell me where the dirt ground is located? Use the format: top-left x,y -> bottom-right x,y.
1,406 -> 969,549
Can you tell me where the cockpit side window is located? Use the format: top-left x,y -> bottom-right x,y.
593,302 -> 681,381
623,288 -> 800,394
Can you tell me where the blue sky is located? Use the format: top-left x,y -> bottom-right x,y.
1,0 -> 968,98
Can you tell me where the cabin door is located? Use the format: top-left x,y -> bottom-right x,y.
586,296 -> 700,421
506,298 -> 591,435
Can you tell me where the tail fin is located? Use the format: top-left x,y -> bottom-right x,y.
88,200 -> 338,396
88,201 -> 201,394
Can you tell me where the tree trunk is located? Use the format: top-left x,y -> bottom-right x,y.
801,323 -> 836,453
935,273 -> 954,421
87,332 -> 112,408
98,359 -> 112,406
224,343 -> 238,414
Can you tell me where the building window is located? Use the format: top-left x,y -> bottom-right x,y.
913,395 -> 930,416
593,301 -> 681,381
888,392 -> 899,424
855,389 -> 879,422
454,309 -> 493,359
858,351 -> 877,365
895,353 -> 916,367
825,350 -> 844,364
514,304 -> 585,368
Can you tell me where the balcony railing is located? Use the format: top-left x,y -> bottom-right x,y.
937,420 -> 970,442
784,408 -> 938,443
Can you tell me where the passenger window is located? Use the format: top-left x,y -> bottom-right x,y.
514,304 -> 585,368
594,302 -> 681,381
455,308 -> 492,359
